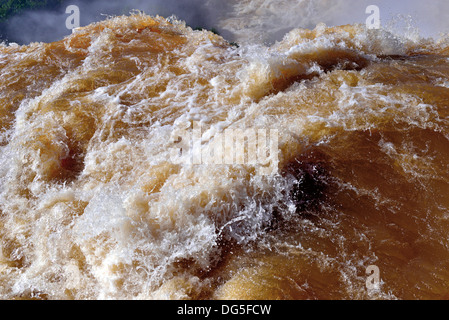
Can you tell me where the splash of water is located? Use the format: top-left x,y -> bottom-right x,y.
0,12 -> 449,300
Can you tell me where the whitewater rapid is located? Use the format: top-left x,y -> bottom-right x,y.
0,13 -> 448,299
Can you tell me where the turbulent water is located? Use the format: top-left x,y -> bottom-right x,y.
1,13 -> 449,300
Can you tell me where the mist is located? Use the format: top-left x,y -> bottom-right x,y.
0,0 -> 231,44
220,0 -> 449,43
1,0 -> 448,45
